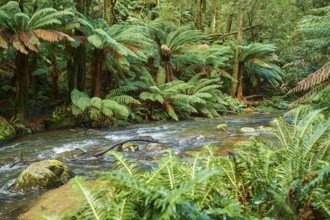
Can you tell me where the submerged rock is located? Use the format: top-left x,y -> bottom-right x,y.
216,124 -> 228,131
240,127 -> 256,133
256,126 -> 273,132
0,116 -> 16,144
115,142 -> 139,152
240,126 -> 273,134
145,143 -> 165,151
57,148 -> 86,160
12,160 -> 74,191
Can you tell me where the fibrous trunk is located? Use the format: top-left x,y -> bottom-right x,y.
93,49 -> 103,97
15,52 -> 29,120
210,0 -> 217,33
229,0 -> 246,97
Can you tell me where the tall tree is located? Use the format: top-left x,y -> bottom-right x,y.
229,0 -> 246,98
0,1 -> 74,119
210,0 -> 217,33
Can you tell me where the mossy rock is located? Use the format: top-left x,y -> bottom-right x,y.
240,126 -> 273,134
0,116 -> 16,144
57,148 -> 86,160
12,160 -> 74,192
145,143 -> 165,151
216,123 -> 228,131
112,142 -> 139,152
18,179 -> 113,220
239,127 -> 256,133
256,126 -> 273,132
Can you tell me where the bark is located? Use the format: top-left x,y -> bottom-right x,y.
236,62 -> 247,102
210,0 -> 217,33
67,47 -> 75,97
200,0 -> 207,31
226,14 -> 234,33
29,54 -> 38,99
15,52 -> 29,119
229,0 -> 246,97
93,49 -> 103,97
76,45 -> 86,91
104,0 -> 117,26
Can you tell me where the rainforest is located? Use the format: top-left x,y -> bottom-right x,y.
0,0 -> 329,219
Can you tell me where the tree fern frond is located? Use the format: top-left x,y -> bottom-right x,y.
288,62 -> 330,94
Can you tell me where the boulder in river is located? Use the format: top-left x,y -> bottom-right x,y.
114,142 -> 139,152
145,143 -> 165,151
57,148 -> 86,160
18,179 -> 113,220
240,126 -> 273,134
240,127 -> 256,133
0,116 -> 16,144
216,123 -> 228,131
11,160 -> 74,191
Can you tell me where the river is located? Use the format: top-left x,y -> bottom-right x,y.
0,112 -> 280,219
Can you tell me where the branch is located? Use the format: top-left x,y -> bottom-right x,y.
208,25 -> 262,39
93,136 -> 159,157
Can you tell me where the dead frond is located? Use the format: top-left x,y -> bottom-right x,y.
0,30 -> 9,49
288,62 -> 330,93
12,34 -> 28,54
187,44 -> 210,50
123,44 -> 139,53
33,29 -> 74,43
19,31 -> 38,52
289,83 -> 328,108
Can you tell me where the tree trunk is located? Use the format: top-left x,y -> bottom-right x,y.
104,0 -> 117,26
76,45 -> 86,91
226,14 -> 234,33
15,52 -> 29,120
210,0 -> 217,33
200,0 -> 207,31
229,0 -> 246,97
93,49 -> 103,97
29,54 -> 38,99
236,62 -> 246,101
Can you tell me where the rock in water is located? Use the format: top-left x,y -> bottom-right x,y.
57,148 -> 86,160
216,124 -> 228,131
116,142 -> 139,152
145,143 -> 165,151
0,116 -> 16,144
239,127 -> 256,133
12,160 -> 74,191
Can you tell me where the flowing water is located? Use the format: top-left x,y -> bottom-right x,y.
0,112 -> 281,219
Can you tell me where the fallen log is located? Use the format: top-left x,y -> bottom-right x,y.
93,136 -> 159,157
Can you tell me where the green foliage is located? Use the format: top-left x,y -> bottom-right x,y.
71,89 -> 131,127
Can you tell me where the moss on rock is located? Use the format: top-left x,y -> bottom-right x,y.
12,160 -> 74,192
0,116 -> 16,144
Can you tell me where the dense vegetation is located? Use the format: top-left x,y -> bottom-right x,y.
0,0 -> 328,130
61,109 -> 330,219
0,0 -> 329,219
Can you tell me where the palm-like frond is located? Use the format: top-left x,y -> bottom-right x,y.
288,62 -> 330,93
298,6 -> 330,48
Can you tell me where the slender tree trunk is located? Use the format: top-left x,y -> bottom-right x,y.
67,47 -> 75,98
93,49 -> 103,97
236,62 -> 246,101
226,14 -> 234,33
104,0 -> 117,26
200,0 -> 207,31
210,0 -> 217,33
229,0 -> 246,97
15,52 -> 29,120
51,61 -> 59,97
29,54 -> 38,99
76,45 -> 86,91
